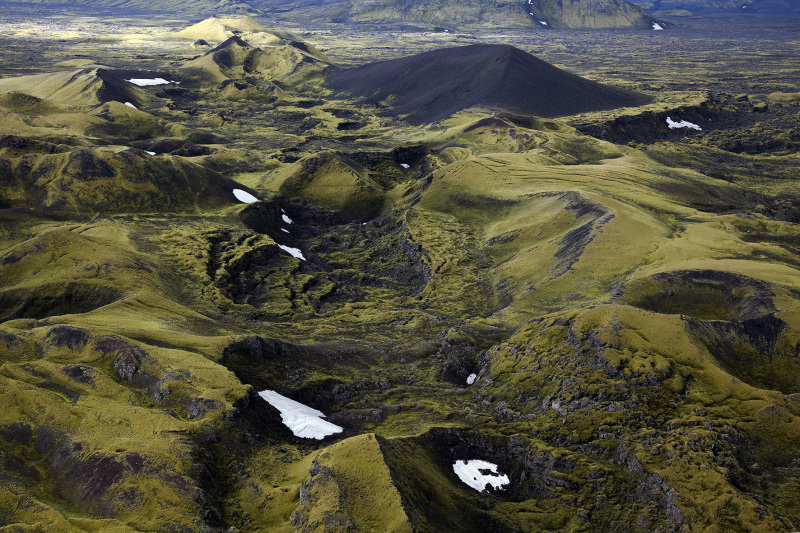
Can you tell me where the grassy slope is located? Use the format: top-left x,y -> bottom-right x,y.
1,21 -> 800,533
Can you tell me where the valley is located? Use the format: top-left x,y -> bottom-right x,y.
1,8 -> 800,532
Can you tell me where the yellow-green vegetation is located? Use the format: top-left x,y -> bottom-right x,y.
1,11 -> 800,533
0,147 -> 248,212
293,434 -> 412,532
174,16 -> 287,44
0,69 -> 150,110
273,151 -> 387,220
181,36 -> 335,91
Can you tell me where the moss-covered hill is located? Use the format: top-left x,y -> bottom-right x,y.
1,22 -> 800,533
252,0 -> 656,29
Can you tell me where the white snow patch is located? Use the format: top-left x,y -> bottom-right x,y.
453,460 -> 509,492
652,22 -> 664,30
282,213 -> 293,224
145,151 -> 156,156
281,228 -> 290,233
124,101 -> 137,109
539,20 -> 548,25
466,373 -> 477,385
126,78 -> 178,86
400,163 -> 410,169
258,390 -> 343,439
233,189 -> 259,203
666,117 -> 702,131
278,244 -> 305,261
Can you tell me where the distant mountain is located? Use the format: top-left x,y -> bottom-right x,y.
17,0 -> 656,29
256,0 -> 657,28
629,0 -> 800,12
325,44 -> 651,124
526,0 -> 656,28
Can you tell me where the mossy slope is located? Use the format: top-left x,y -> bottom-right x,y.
0,68 -> 150,110
273,151 -> 387,220
1,22 -> 799,533
0,146 -> 251,212
182,36 -> 336,90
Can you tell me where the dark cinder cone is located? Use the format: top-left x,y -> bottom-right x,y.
325,44 -> 650,124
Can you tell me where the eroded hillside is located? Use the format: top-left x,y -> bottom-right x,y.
1,12 -> 800,533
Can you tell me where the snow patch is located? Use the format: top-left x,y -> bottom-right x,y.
124,101 -> 137,109
652,22 -> 664,30
281,228 -> 289,233
400,163 -> 410,169
233,189 -> 258,203
278,244 -> 305,261
539,20 -> 548,25
258,390 -> 343,439
145,151 -> 156,156
282,213 -> 293,224
453,460 -> 509,492
666,117 -> 702,131
126,78 -> 178,86
466,373 -> 477,385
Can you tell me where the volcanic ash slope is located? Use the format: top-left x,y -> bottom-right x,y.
325,44 -> 650,124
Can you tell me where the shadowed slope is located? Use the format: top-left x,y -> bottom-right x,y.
0,147 -> 255,213
325,44 -> 650,124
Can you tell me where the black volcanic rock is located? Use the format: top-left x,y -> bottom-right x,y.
325,44 -> 650,124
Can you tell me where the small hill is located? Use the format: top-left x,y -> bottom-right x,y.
0,92 -> 63,115
0,89 -> 170,142
272,151 -> 386,220
182,36 -> 336,88
0,68 -> 149,109
87,101 -> 172,141
0,146 -> 254,213
174,15 -> 295,45
325,44 -> 650,124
